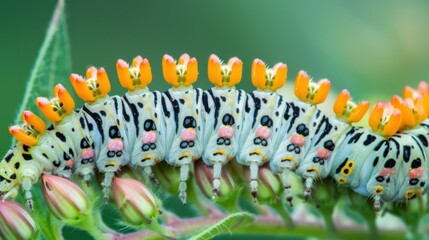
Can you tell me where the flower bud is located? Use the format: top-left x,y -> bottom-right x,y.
0,199 -> 37,240
42,174 -> 90,223
243,165 -> 282,203
113,177 -> 160,225
152,161 -> 181,193
194,160 -> 235,202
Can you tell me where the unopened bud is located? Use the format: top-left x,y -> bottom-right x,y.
194,160 -> 235,202
0,199 -> 37,239
42,174 -> 90,224
113,177 -> 161,225
152,161 -> 181,193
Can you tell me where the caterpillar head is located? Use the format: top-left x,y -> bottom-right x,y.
251,59 -> 287,92
70,67 -> 111,103
162,53 -> 198,88
36,84 -> 75,123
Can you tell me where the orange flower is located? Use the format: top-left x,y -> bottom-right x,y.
369,102 -> 402,137
9,111 -> 46,146
162,53 -> 198,87
36,84 -> 75,123
116,56 -> 152,91
251,59 -> 287,91
333,89 -> 369,123
294,70 -> 330,105
208,54 -> 242,88
70,67 -> 111,102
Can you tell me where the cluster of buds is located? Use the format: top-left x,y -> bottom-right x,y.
0,173 -> 162,236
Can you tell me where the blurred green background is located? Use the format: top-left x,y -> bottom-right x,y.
0,0 -> 429,239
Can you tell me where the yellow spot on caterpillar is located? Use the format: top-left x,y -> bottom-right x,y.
341,160 -> 355,176
338,177 -> 347,184
281,156 -> 294,162
307,167 -> 318,172
405,189 -> 415,199
214,150 -> 225,155
262,156 -> 268,163
374,186 -> 383,194
416,188 -> 423,196
250,149 -> 262,156
227,155 -> 232,161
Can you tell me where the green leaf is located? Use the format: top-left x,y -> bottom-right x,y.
12,0 -> 71,144
188,212 -> 255,240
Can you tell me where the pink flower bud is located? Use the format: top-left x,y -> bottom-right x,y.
42,174 -> 90,223
194,160 -> 235,202
0,199 -> 37,239
113,177 -> 160,225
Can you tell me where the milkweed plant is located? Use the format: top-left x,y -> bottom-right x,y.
1,1 -> 429,240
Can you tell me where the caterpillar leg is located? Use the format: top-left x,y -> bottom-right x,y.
249,162 -> 259,202
373,186 -> 383,212
1,186 -> 19,202
281,169 -> 293,207
143,166 -> 159,185
179,164 -> 190,204
101,171 -> 115,204
22,177 -> 34,210
303,173 -> 317,201
212,161 -> 222,198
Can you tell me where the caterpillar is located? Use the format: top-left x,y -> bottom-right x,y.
0,53 -> 428,212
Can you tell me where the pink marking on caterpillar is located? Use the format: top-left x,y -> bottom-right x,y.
290,134 -> 305,147
181,129 -> 196,141
218,126 -> 234,139
108,139 -> 124,151
142,131 -> 157,144
256,126 -> 270,139
82,148 -> 94,159
409,167 -> 424,179
317,148 -> 331,159
380,168 -> 396,177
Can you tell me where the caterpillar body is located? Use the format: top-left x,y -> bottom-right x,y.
0,53 -> 428,212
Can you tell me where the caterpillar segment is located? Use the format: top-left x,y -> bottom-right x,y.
36,84 -> 96,184
1,53 -> 429,213
5,111 -> 74,209
70,67 -> 130,203
116,56 -> 166,184
201,54 -> 245,198
236,59 -> 287,202
161,54 -> 204,204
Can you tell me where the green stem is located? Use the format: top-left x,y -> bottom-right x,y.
74,216 -> 110,240
270,201 -> 293,228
